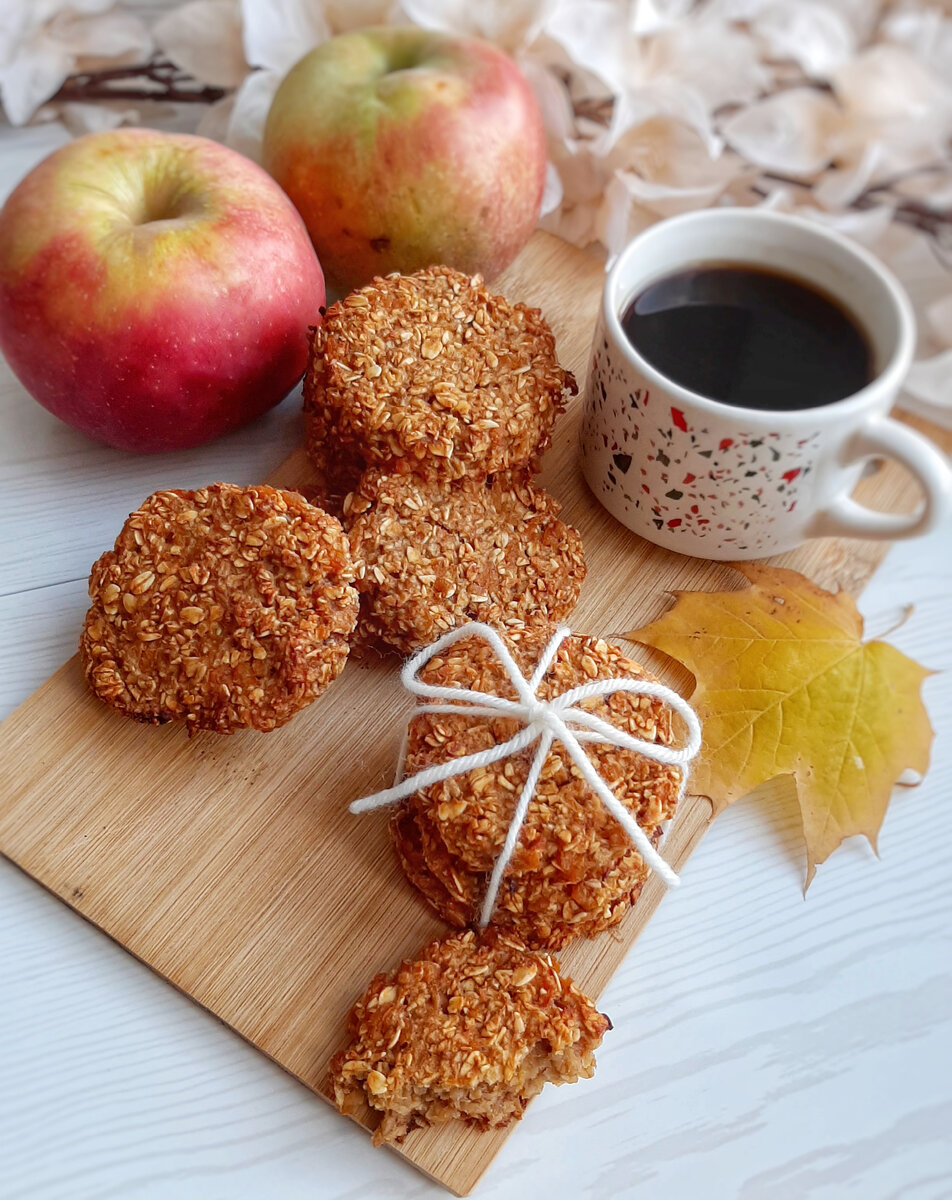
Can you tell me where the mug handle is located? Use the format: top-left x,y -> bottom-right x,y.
810,415 -> 952,541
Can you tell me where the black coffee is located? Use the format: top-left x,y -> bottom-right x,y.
621,263 -> 874,411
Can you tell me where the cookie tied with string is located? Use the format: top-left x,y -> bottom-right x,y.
330,927 -> 610,1145
372,625 -> 696,950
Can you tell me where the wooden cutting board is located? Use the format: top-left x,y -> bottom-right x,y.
1,231 -> 949,1196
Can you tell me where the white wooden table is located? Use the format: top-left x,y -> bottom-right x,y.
1,121 -> 951,1200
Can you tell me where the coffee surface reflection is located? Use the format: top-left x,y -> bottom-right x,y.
621,263 -> 874,412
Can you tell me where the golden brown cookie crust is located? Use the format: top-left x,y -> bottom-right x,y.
392,628 -> 682,947
330,927 -> 609,1146
296,389 -> 366,520
304,265 -> 576,482
346,469 -> 586,654
80,483 -> 358,734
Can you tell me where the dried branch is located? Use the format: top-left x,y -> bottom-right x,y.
52,56 -> 226,106
754,166 -> 952,242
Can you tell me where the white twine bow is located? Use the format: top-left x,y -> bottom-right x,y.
351,622 -> 702,927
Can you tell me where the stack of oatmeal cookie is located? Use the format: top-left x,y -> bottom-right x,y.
320,270 -> 688,1147
304,265 -> 586,653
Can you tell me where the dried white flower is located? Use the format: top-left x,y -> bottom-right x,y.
747,0 -> 858,78
240,0 -> 331,72
645,18 -> 769,110
0,0 -> 151,126
402,0 -> 558,53
41,98 -> 141,135
217,67 -> 284,163
154,0 -> 246,89
723,88 -> 842,175
904,352 -> 952,430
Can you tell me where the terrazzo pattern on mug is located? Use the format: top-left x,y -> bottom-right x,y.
581,338 -> 823,555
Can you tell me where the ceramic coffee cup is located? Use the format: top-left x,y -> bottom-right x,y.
580,208 -> 952,560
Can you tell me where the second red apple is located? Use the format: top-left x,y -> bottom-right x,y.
263,28 -> 548,292
0,129 -> 325,453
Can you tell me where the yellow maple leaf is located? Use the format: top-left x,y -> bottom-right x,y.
625,563 -> 933,884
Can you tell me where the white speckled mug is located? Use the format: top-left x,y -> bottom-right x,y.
580,209 -> 952,560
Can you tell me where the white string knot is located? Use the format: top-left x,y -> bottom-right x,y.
351,622 -> 702,928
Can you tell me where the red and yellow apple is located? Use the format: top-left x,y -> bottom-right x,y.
0,129 -> 325,453
263,28 -> 547,291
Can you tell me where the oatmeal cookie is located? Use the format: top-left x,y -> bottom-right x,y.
304,266 -> 576,482
81,483 -> 358,734
391,628 -> 682,948
296,436 -> 365,521
345,469 -> 585,653
391,806 -> 471,927
330,927 -> 609,1145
